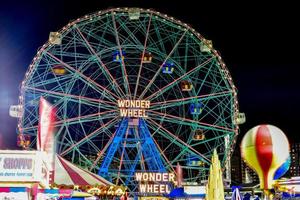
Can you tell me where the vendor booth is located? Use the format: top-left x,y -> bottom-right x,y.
0,150 -> 50,199
0,150 -> 118,200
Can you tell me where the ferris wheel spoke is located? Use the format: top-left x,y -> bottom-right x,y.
147,118 -> 210,163
22,110 -> 117,132
21,109 -> 39,128
29,73 -> 72,89
150,132 -> 176,173
197,68 -> 217,96
60,116 -> 119,156
139,30 -> 188,100
150,91 -> 232,110
65,145 -> 94,167
89,130 -> 117,171
209,68 -> 227,92
115,18 -> 144,47
59,127 -> 75,153
80,18 -> 117,48
190,132 -> 230,148
170,151 -> 188,166
199,95 -> 232,127
111,12 -> 132,98
85,136 -> 101,153
145,56 -> 215,102
148,122 -> 189,164
76,149 -> 95,167
74,26 -> 126,98
147,19 -> 171,54
148,110 -> 233,133
24,86 -> 116,108
63,126 -> 104,161
134,13 -> 153,99
58,110 -> 116,126
56,126 -> 73,153
45,51 -> 119,102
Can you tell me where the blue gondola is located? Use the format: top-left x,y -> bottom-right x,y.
189,103 -> 203,115
113,50 -> 125,62
187,155 -> 204,166
162,62 -> 175,74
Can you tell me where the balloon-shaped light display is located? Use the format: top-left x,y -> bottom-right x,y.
274,155 -> 291,180
241,125 -> 290,190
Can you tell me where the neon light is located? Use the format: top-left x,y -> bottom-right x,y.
118,100 -> 150,118
135,172 -> 175,182
135,172 -> 174,194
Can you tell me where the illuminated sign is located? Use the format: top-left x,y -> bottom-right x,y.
1,157 -> 33,170
134,172 -> 175,194
0,150 -> 50,187
87,186 -> 126,196
0,154 -> 34,181
118,100 -> 150,118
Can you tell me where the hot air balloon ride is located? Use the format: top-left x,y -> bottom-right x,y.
241,125 -> 290,199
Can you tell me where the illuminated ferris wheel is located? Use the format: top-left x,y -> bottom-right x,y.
18,7 -> 241,190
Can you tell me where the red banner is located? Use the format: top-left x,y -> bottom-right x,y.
38,97 -> 57,183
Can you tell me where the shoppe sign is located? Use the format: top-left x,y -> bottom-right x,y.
0,150 -> 50,186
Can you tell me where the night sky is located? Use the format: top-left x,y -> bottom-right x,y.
0,0 -> 299,149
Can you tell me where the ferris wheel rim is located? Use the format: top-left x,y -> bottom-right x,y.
18,7 -> 240,184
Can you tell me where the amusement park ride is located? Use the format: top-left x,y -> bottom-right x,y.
12,7 -> 245,195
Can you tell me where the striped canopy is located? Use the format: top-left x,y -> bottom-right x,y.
241,125 -> 290,190
54,155 -> 112,186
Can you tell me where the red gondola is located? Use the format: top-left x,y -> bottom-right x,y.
162,62 -> 174,74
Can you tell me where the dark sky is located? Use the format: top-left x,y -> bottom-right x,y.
0,0 -> 299,149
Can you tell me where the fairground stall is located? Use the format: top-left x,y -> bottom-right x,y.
0,150 -> 125,199
0,150 -> 49,199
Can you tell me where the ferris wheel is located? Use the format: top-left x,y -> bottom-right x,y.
18,8 -> 240,190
